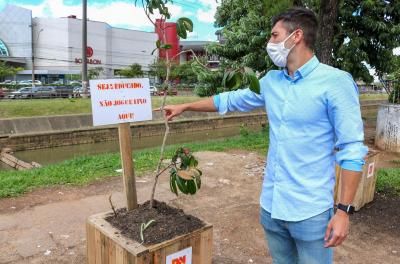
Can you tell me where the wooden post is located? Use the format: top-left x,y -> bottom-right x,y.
118,123 -> 137,211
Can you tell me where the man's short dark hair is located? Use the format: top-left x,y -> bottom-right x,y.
271,7 -> 318,50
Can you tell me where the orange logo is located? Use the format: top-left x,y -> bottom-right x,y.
172,256 -> 186,264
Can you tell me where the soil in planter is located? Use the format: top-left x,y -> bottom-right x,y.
105,200 -> 206,245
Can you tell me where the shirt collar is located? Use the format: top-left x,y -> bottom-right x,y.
283,55 -> 319,81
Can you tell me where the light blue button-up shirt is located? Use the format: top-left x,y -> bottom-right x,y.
213,56 -> 368,221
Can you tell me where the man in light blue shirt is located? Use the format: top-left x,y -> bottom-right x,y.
160,7 -> 368,264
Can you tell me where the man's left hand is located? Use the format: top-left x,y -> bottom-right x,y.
324,210 -> 350,248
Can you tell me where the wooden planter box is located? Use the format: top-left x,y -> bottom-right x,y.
86,211 -> 213,264
334,149 -> 380,211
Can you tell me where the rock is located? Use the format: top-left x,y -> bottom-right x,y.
218,179 -> 231,185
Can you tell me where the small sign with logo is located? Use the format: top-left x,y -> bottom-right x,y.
166,247 -> 192,264
367,162 -> 375,178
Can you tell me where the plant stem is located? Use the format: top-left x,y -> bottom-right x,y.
149,19 -> 171,208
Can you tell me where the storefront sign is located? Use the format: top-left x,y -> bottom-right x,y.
75,46 -> 102,64
89,78 -> 152,126
166,247 -> 192,264
74,58 -> 102,65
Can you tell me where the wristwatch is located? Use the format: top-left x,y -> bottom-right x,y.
337,203 -> 355,215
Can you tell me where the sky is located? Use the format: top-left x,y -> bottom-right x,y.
0,0 -> 220,41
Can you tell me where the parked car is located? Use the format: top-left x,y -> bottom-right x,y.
73,86 -> 91,98
18,80 -> 42,85
53,86 -> 75,98
7,87 -> 33,99
150,85 -> 158,95
31,86 -> 57,98
157,88 -> 178,96
51,80 -> 64,85
68,80 -> 82,85
0,80 -> 16,85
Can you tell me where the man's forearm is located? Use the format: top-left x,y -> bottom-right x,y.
182,96 -> 217,112
339,169 -> 362,204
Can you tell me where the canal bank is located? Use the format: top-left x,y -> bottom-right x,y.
0,111 -> 267,152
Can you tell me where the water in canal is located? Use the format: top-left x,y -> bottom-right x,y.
1,125 -> 263,171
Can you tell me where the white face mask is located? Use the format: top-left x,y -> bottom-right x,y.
266,31 -> 296,67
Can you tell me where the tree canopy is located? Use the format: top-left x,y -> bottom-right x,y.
207,0 -> 400,84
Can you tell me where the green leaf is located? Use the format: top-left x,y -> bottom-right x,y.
247,73 -> 260,94
170,173 -> 178,196
224,71 -> 242,90
178,17 -> 193,32
150,48 -> 158,55
156,40 -> 161,48
176,21 -> 187,39
187,180 -> 197,195
160,44 -> 172,49
195,175 -> 201,189
188,156 -> 198,167
176,176 -> 189,194
177,168 -> 200,180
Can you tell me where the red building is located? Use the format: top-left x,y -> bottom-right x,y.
155,19 -> 180,62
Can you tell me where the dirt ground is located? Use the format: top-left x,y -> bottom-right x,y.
0,150 -> 399,264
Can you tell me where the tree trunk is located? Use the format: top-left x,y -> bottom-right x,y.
316,0 -> 339,65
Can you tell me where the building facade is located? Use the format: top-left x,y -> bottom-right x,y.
0,4 -> 158,83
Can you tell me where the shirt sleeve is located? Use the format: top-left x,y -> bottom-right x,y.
327,71 -> 369,172
213,76 -> 266,115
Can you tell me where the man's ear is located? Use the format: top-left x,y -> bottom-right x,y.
294,29 -> 304,44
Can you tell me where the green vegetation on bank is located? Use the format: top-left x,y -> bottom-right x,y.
376,167 -> 400,195
0,127 -> 399,198
359,94 -> 388,101
0,128 -> 269,198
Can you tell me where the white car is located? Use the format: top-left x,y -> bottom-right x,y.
0,80 -> 16,85
18,80 -> 42,85
150,85 -> 158,95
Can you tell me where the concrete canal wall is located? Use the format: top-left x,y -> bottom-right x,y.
0,100 -> 385,151
0,112 -> 268,151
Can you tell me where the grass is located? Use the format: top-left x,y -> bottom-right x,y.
376,167 -> 400,195
0,96 -> 200,119
0,94 -> 388,119
0,128 -> 268,198
359,93 -> 388,100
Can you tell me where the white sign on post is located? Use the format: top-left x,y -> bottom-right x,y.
367,162 -> 375,178
89,78 -> 152,126
166,247 -> 192,264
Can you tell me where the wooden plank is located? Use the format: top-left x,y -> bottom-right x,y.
118,123 -> 138,211
0,152 -> 34,170
100,231 -> 109,264
189,234 -> 201,264
115,245 -> 127,264
95,228 -> 103,264
86,221 -> 96,264
107,235 -> 117,264
199,228 -> 213,264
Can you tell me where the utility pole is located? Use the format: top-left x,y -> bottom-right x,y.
82,0 -> 89,98
30,19 -> 35,88
30,21 -> 43,89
